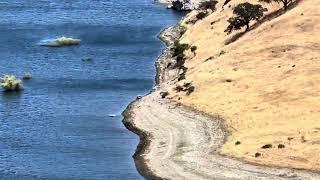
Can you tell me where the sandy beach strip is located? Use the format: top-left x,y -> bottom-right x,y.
122,19 -> 320,180
123,91 -> 320,179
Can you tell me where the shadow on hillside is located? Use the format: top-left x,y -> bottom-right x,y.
224,0 -> 301,45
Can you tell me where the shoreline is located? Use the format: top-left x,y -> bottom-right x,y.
122,4 -> 320,180
122,25 -> 182,180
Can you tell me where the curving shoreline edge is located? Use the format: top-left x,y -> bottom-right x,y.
121,7 -> 320,180
122,25 -> 181,180
122,101 -> 164,180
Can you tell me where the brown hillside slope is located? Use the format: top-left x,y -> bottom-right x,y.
169,0 -> 320,170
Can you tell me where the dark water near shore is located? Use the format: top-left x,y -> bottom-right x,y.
0,0 -> 181,179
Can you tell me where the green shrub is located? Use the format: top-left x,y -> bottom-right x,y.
175,85 -> 184,92
174,56 -> 186,68
196,11 -> 208,20
191,46 -> 197,53
173,42 -> 190,57
172,42 -> 190,69
175,82 -> 195,95
183,82 -> 192,88
186,86 -> 195,95
199,0 -> 218,11
261,144 -> 272,149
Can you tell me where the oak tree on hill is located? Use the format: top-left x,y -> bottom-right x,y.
225,2 -> 267,34
259,0 -> 292,11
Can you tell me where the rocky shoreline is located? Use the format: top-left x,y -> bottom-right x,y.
122,24 -> 183,180
122,2 -> 320,180
156,0 -> 203,11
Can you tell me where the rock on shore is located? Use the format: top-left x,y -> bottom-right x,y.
157,0 -> 204,11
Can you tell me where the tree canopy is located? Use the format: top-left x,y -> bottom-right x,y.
225,2 -> 267,34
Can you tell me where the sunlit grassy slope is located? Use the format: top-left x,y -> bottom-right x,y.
169,0 -> 320,170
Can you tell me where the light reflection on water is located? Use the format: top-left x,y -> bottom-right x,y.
0,0 -> 182,179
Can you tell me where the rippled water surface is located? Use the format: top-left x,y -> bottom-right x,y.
0,0 -> 181,179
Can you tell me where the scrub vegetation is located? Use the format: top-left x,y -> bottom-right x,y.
199,0 -> 218,11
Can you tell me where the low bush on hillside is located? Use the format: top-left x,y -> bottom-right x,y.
199,0 -> 218,11
172,42 -> 190,69
186,86 -> 195,95
175,82 -> 195,95
174,56 -> 186,69
191,46 -> 197,53
173,42 -> 190,57
1,75 -> 23,91
175,85 -> 184,92
187,1 -> 217,24
196,11 -> 209,20
179,27 -> 187,37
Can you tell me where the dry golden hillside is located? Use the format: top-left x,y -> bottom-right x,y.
170,0 -> 320,170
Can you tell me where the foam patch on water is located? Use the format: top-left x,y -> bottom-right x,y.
39,36 -> 81,47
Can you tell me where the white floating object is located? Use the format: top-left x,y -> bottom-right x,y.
1,74 -> 23,91
40,36 -> 81,47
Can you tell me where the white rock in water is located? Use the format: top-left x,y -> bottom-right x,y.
1,75 -> 23,91
22,72 -> 32,80
40,36 -> 81,47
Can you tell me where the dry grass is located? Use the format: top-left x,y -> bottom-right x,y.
168,0 -> 320,170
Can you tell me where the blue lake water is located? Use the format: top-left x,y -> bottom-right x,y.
0,0 -> 181,179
